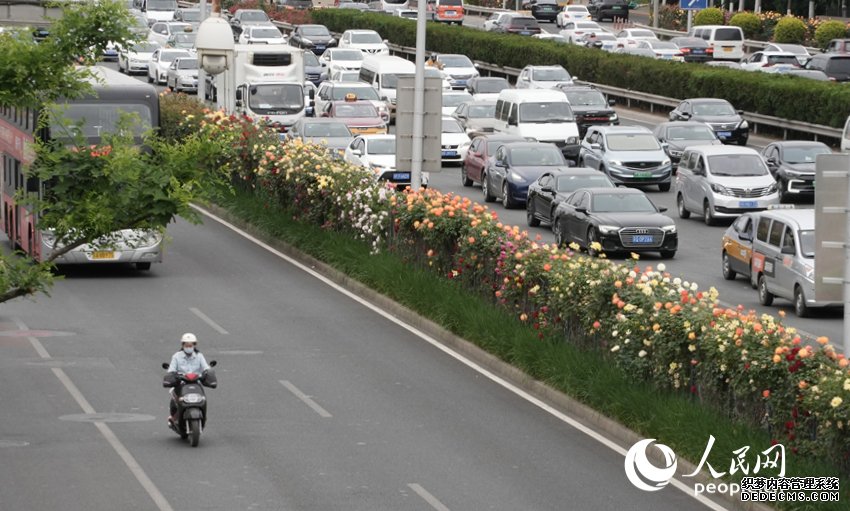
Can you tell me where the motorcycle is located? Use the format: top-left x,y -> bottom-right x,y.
161,360 -> 217,447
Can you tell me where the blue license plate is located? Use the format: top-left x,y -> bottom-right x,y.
718,131 -> 732,138
520,31 -> 531,35
692,49 -> 705,54
393,172 -> 411,180
739,201 -> 757,208
632,235 -> 654,244
442,151 -> 457,157
315,45 -> 325,50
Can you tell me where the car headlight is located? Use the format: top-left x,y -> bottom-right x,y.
668,149 -> 683,158
598,224 -> 619,234
662,224 -> 677,233
567,136 -> 579,144
180,394 -> 205,404
711,183 -> 732,195
609,160 -> 623,166
609,113 -> 618,121
510,171 -> 525,182
662,159 -> 671,167
739,120 -> 749,129
767,182 -> 778,194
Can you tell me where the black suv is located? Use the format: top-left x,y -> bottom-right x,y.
529,0 -> 560,23
553,85 -> 618,137
587,0 -> 629,22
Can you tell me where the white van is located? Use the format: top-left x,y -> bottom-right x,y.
139,0 -> 178,24
690,25 -> 745,62
842,115 -> 850,153
494,89 -> 580,162
358,55 -> 416,119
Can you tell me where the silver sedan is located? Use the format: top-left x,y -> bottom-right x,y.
166,57 -> 199,93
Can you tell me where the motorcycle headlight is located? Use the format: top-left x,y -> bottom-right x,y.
598,224 -> 619,234
739,120 -> 749,129
662,224 -> 677,233
711,183 -> 732,195
181,393 -> 205,404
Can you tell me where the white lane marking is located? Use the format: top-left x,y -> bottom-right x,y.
13,318 -> 174,511
189,307 -> 229,335
279,380 -> 332,418
408,483 -> 451,511
193,205 -> 728,510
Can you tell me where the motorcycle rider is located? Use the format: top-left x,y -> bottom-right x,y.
166,333 -> 211,426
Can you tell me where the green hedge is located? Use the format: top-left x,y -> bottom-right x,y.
773,16 -> 807,44
312,10 -> 850,128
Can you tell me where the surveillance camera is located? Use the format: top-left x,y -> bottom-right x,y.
195,15 -> 235,75
200,54 -> 228,76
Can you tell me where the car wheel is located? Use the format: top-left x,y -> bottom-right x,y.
703,199 -> 716,226
793,285 -> 810,318
118,61 -> 124,73
587,227 -> 601,257
147,73 -> 153,83
777,178 -> 788,204
677,193 -> 690,219
502,182 -> 517,209
526,200 -> 540,227
721,251 -> 737,280
658,182 -> 671,192
461,164 -> 472,187
757,274 -> 774,306
482,174 -> 495,203
660,250 -> 676,259
554,218 -> 566,247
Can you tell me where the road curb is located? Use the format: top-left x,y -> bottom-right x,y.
199,201 -> 775,511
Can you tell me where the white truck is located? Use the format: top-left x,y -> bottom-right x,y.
214,44 -> 312,131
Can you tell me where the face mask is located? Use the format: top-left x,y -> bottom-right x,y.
183,347 -> 194,355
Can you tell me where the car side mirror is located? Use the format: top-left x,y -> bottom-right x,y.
590,143 -> 601,150
661,142 -> 669,149
235,89 -> 243,101
736,110 -> 744,115
739,231 -> 753,241
494,160 -> 505,168
541,185 -> 554,193
680,112 -> 690,119
235,99 -> 243,108
575,207 -> 588,214
781,245 -> 795,255
309,88 -> 315,100
766,157 -> 777,166
658,206 -> 668,213
161,362 -> 169,369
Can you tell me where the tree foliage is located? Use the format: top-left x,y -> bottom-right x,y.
773,16 -> 808,44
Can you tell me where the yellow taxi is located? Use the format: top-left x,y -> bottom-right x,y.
721,212 -> 755,283
320,93 -> 388,136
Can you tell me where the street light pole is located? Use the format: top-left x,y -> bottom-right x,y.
410,0 -> 427,192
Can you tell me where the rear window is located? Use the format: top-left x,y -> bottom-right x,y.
827,57 -> 850,73
510,18 -> 539,28
715,28 -> 743,41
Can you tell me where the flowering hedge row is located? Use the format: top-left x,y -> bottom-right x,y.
175,98 -> 850,467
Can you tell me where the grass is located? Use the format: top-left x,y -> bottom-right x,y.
214,188 -> 847,510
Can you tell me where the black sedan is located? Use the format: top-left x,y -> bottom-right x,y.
530,0 -> 560,22
761,140 -> 831,203
552,187 -> 678,258
483,142 -> 571,209
652,121 -> 721,171
669,37 -> 714,63
668,98 -> 748,146
526,168 -> 615,228
289,25 -> 337,54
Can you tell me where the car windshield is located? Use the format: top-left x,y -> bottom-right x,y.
799,230 -> 815,258
161,51 -> 189,62
367,138 -> 395,154
772,44 -> 807,55
474,78 -> 509,93
667,125 -> 716,140
468,104 -> 496,117
564,90 -> 606,106
442,119 -> 464,133
252,27 -> 281,38
249,84 -> 305,114
715,28 -> 743,41
707,154 -> 769,176
52,103 -> 153,138
173,33 -> 195,44
176,58 -> 197,69
304,52 -> 319,66
440,55 -> 473,67
783,145 -> 831,164
532,68 -> 570,81
443,93 -> 472,107
567,6 -> 588,11
335,72 -> 360,81
302,26 -> 330,36
510,147 -> 564,166
351,32 -> 382,44
148,0 -> 177,9
577,22 -> 598,29
335,104 -> 378,117
167,24 -> 191,34
606,133 -> 660,151
768,55 -> 799,64
591,193 -> 656,213
692,102 -> 736,116
518,102 -> 574,122
556,174 -> 614,192
673,38 -> 706,47
331,86 -> 379,100
241,11 -> 269,21
132,42 -> 159,53
510,18 -> 538,28
179,10 -> 199,21
303,122 -> 351,137
486,139 -> 520,153
331,49 -> 363,61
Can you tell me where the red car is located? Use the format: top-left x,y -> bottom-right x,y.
321,96 -> 387,135
461,134 -> 525,187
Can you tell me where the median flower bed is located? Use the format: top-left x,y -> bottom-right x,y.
182,98 -> 850,469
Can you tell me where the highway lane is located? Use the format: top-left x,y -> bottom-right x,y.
0,215 -> 725,510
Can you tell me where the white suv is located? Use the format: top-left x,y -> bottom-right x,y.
337,29 -> 389,55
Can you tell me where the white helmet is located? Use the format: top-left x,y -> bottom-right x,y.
181,333 -> 198,345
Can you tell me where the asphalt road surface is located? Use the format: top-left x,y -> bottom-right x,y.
0,213 -> 728,511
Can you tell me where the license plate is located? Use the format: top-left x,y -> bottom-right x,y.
739,201 -> 758,208
442,151 -> 457,157
723,47 -> 733,52
520,31 -> 531,35
315,45 -> 325,50
612,5 -> 623,8
692,49 -> 705,54
632,235 -> 654,244
633,171 -> 652,178
446,10 -> 456,15
393,172 -> 411,180
91,251 -> 115,260
718,131 -> 732,138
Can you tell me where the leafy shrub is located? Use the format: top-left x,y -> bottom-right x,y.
773,16 -> 807,44
158,91 -> 207,142
693,7 -> 724,26
729,12 -> 761,39
815,20 -> 848,49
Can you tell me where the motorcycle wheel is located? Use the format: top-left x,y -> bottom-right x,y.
189,418 -> 201,447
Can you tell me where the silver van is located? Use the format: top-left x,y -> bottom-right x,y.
675,145 -> 779,225
750,209 -> 841,317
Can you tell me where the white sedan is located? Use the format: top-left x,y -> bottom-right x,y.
636,40 -> 684,61
237,25 -> 286,45
441,117 -> 469,164
148,22 -> 193,47
532,33 -> 569,44
344,135 -> 430,187
319,48 -> 365,71
483,11 -> 515,32
559,21 -> 604,44
556,5 -> 591,28
118,41 -> 160,75
615,28 -> 659,49
337,29 -> 389,55
740,51 -> 800,71
441,91 -> 473,116
147,48 -> 192,85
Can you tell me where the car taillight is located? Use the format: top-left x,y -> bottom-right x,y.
675,53 -> 683,58
655,53 -> 662,57
706,47 -> 714,54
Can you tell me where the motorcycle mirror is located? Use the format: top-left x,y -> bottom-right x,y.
161,362 -> 169,370
209,360 -> 218,367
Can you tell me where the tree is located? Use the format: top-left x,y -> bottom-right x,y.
0,1 -> 229,303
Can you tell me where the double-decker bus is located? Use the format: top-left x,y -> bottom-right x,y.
0,66 -> 164,270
